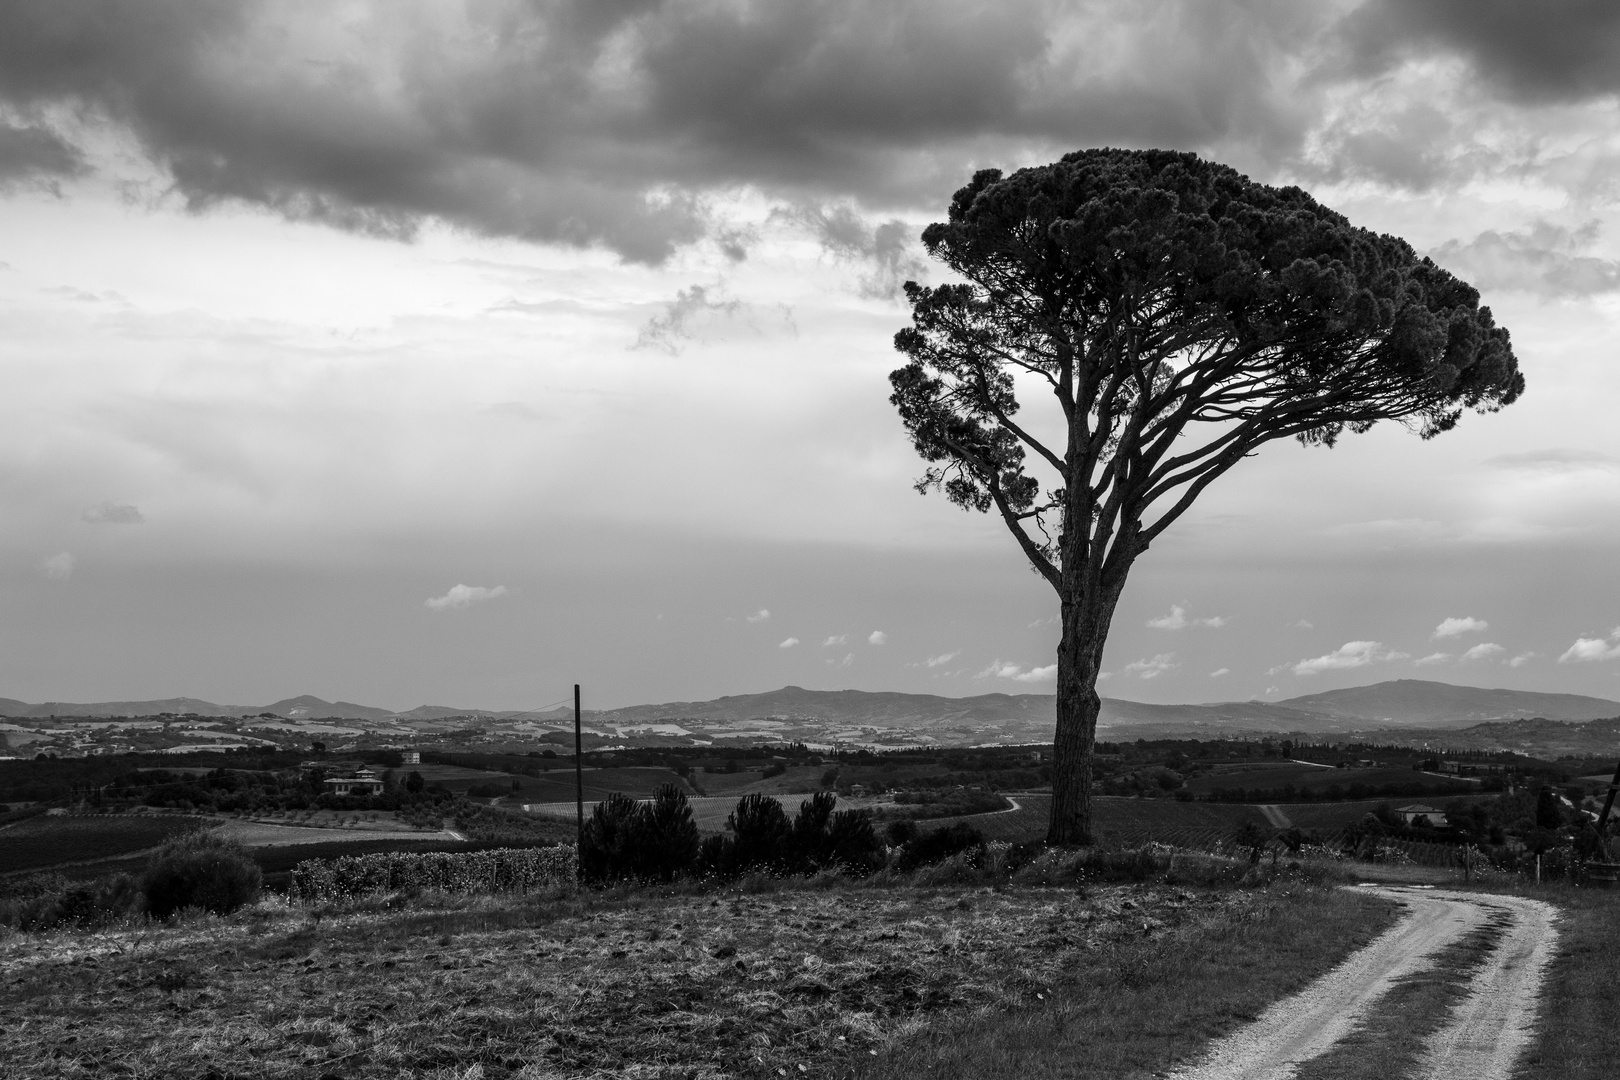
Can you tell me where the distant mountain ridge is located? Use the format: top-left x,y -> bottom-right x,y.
3,680 -> 1617,737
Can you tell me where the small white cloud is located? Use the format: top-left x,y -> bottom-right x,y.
41,552 -> 74,580
1121,653 -> 1177,680
82,502 -> 144,524
822,634 -> 847,647
868,630 -> 887,645
1509,652 -> 1535,668
1559,635 -> 1620,663
976,659 -> 1057,683
825,653 -> 853,668
1147,605 -> 1226,630
1433,616 -> 1488,639
1209,668 -> 1230,677
425,584 -> 508,611
924,650 -> 960,668
1265,685 -> 1280,696
1294,619 -> 1314,630
1148,605 -> 1190,630
1462,642 -> 1505,662
779,637 -> 800,649
1293,641 -> 1404,676
746,609 -> 771,623
1414,652 -> 1452,666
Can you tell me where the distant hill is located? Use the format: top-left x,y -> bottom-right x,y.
1272,680 -> 1620,728
1,697 -> 251,719
2,679 -> 1616,745
259,696 -> 397,722
592,686 -> 1057,728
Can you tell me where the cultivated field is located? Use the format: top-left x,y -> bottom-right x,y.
216,819 -> 462,847
1185,764 -> 1477,799
0,814 -> 209,876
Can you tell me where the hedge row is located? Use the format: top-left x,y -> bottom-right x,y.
288,845 -> 576,903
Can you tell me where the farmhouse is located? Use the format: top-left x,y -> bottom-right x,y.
321,765 -> 385,796
1394,803 -> 1445,827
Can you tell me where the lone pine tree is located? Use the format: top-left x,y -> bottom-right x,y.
890,149 -> 1522,845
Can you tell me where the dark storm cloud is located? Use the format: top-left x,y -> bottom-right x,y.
0,1 -> 1336,262
0,122 -> 84,186
1341,0 -> 1620,104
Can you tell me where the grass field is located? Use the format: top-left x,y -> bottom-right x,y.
687,764 -> 829,797
0,814 -> 210,876
0,874 -> 1396,1080
905,796 -> 1270,847
1516,883 -> 1620,1079
506,766 -> 693,803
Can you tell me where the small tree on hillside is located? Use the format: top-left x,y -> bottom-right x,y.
632,783 -> 701,880
891,149 -> 1522,844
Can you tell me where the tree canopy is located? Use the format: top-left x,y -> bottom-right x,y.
889,148 -> 1522,843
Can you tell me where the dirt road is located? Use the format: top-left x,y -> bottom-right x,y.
1169,885 -> 1560,1080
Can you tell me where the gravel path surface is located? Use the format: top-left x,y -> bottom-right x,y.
1414,892 -> 1560,1080
1168,886 -> 1495,1080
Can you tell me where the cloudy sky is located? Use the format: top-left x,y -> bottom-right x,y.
5,0 -> 1620,711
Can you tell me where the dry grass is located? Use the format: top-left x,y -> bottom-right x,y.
0,874 -> 1386,1080
847,883 -> 1397,1080
1514,882 -> 1620,1079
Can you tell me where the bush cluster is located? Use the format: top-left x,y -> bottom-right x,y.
0,830 -> 262,931
579,786 -> 702,883
289,846 -> 577,904
580,788 -> 886,883
140,831 -> 263,919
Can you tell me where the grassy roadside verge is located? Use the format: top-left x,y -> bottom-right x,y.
1517,884 -> 1620,1079
849,882 -> 1399,1080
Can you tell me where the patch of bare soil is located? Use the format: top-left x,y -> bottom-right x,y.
0,883 -> 1260,1080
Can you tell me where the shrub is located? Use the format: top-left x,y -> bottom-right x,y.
290,846 -> 576,903
727,793 -> 791,873
579,787 -> 702,883
140,831 -> 262,920
789,791 -> 837,869
0,873 -> 143,932
896,822 -> 983,873
825,809 -> 884,875
579,792 -> 643,883
885,819 -> 919,846
631,784 -> 701,881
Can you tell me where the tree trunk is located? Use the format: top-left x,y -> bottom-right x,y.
1046,582 -> 1122,845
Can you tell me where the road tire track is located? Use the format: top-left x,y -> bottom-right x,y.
1415,893 -> 1559,1080
1169,887 -> 1490,1080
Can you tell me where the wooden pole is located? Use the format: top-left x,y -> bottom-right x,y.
574,684 -> 584,856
